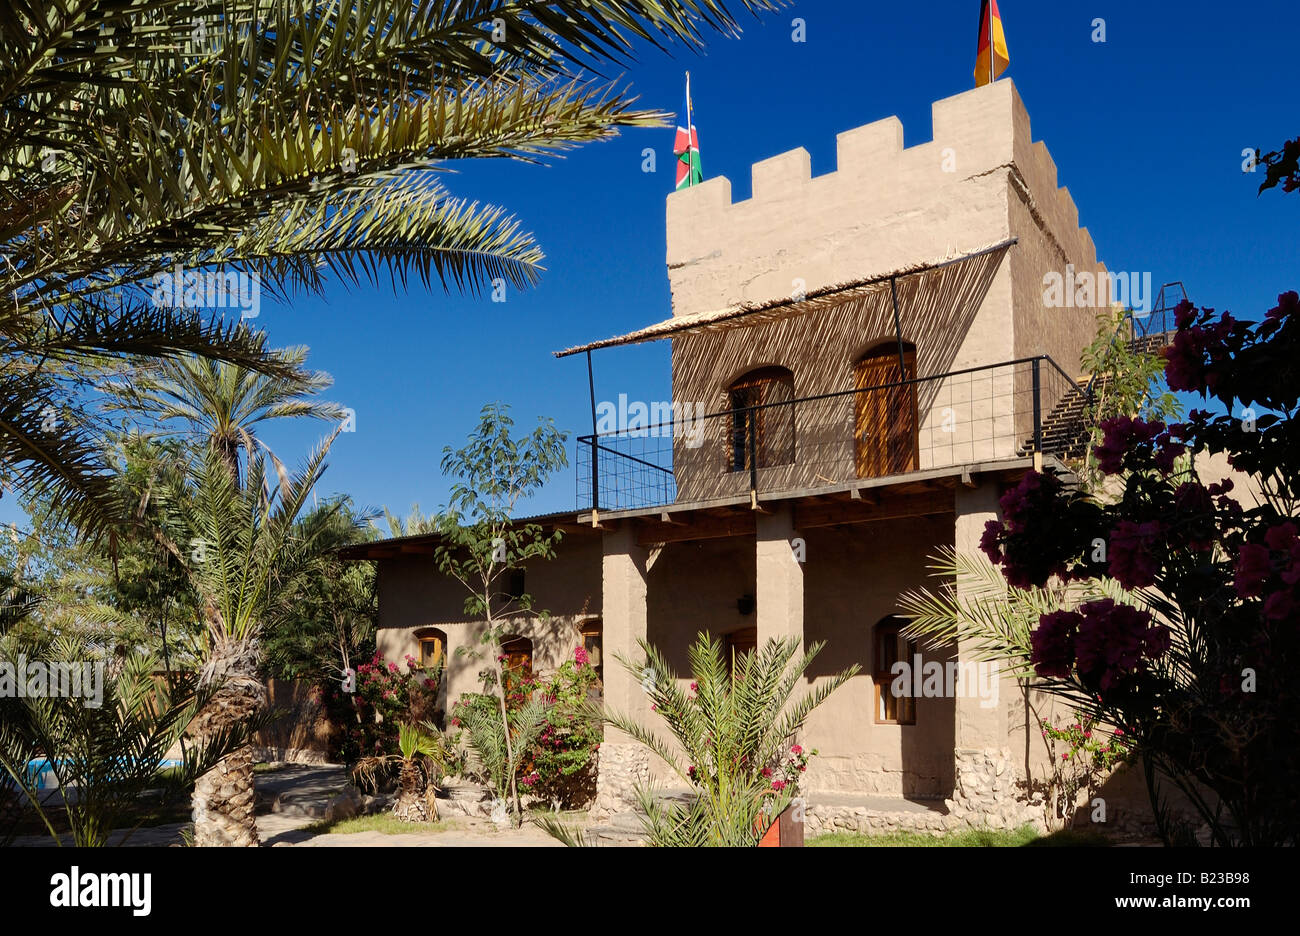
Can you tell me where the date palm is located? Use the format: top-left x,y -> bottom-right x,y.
1,0 -> 781,534
103,348 -> 343,485
0,636 -> 249,847
538,634 -> 857,846
156,432 -> 342,846
352,722 -> 451,823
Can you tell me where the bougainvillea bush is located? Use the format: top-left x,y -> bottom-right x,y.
980,294 -> 1300,846
1039,717 -> 1135,831
452,646 -> 602,808
524,648 -> 602,808
327,653 -> 439,765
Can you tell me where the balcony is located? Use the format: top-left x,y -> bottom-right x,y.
576,355 -> 1089,513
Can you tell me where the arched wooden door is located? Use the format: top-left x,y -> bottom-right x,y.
854,344 -> 919,478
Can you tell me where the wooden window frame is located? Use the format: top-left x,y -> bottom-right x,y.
580,619 -> 603,678
854,344 -> 920,480
500,634 -> 534,679
415,629 -> 447,672
724,626 -> 758,681
873,618 -> 917,725
726,367 -> 795,473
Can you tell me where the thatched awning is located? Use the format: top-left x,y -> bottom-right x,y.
553,238 -> 1018,358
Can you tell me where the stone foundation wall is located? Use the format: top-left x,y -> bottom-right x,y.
805,747 -> 1045,838
590,743 -> 650,821
803,803 -> 950,838
945,747 -> 1043,830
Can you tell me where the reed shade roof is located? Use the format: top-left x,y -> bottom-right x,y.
553,238 -> 1018,358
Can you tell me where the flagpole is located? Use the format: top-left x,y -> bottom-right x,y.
988,5 -> 994,85
685,70 -> 693,141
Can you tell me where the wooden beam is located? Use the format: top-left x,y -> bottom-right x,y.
792,489 -> 954,530
398,544 -> 436,555
636,510 -> 756,546
553,522 -> 597,535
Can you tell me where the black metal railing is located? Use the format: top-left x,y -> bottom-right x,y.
576,355 -> 1085,512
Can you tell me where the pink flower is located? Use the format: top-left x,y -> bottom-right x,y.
1235,543 -> 1273,597
387,662 -> 398,674
790,744 -> 803,755
771,780 -> 787,791
689,681 -> 698,693
574,646 -> 589,666
1263,590 -> 1296,621
761,767 -> 774,778
1108,520 -> 1164,589
1031,610 -> 1080,678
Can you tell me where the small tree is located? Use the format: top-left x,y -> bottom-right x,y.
433,403 -> 567,827
1079,305 -> 1182,487
1255,138 -> 1298,196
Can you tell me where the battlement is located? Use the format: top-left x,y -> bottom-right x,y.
665,80 -> 1103,321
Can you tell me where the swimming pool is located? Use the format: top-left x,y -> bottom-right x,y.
10,758 -> 184,790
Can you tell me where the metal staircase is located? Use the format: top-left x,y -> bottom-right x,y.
1019,282 -> 1187,464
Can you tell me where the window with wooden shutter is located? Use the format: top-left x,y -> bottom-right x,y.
415,628 -> 447,672
724,626 -> 758,680
854,344 -> 919,479
874,617 -> 917,725
727,367 -> 795,472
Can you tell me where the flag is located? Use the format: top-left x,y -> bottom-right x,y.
974,0 -> 1010,87
674,73 -> 702,190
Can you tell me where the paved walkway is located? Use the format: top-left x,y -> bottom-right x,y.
290,816 -> 565,847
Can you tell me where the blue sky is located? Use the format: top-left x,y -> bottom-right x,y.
12,1 -> 1296,529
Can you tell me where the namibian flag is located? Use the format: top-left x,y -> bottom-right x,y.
974,0 -> 1010,87
674,72 -> 702,190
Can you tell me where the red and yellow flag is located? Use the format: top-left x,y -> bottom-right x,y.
974,0 -> 1010,87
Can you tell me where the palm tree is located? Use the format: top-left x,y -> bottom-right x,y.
353,722 -> 452,823
263,498 -> 377,685
540,633 -> 857,846
156,433 -> 342,846
0,634 -> 248,847
103,348 -> 344,485
1,0 -> 781,533
376,503 -> 440,538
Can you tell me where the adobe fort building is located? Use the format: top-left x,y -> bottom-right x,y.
344,80 -> 1169,834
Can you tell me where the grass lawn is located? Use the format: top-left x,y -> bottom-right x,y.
809,825 -> 1113,847
303,813 -> 463,835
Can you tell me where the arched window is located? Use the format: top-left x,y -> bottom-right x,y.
854,343 -> 919,479
874,616 -> 917,725
727,366 -> 795,472
500,634 -> 534,678
414,628 -> 447,672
